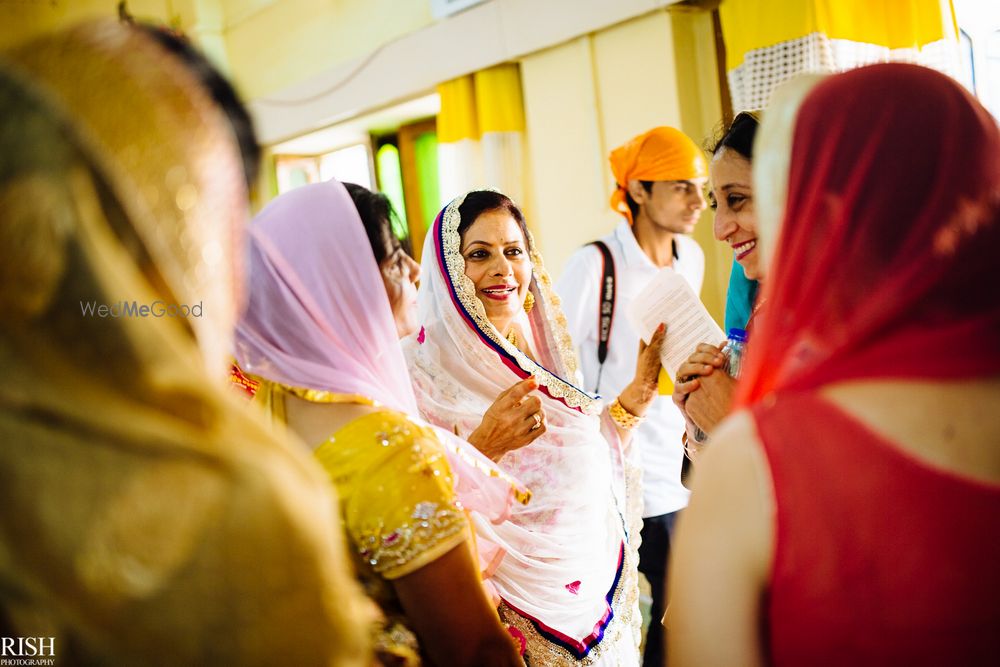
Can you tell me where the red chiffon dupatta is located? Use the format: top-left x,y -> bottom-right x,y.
737,64 -> 1000,408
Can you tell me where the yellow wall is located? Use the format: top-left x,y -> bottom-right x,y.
520,36 -> 607,276
520,9 -> 728,324
592,11 -> 683,153
0,0 -> 236,72
671,6 -> 730,324
1,0 -> 433,102
222,0 -> 433,100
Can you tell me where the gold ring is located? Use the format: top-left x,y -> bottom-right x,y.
530,412 -> 542,430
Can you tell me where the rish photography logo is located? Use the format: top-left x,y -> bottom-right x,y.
1,637 -> 55,666
79,300 -> 203,318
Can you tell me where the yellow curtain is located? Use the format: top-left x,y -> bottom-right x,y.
720,0 -> 960,112
438,74 -> 479,143
473,64 -> 526,135
436,63 -> 527,205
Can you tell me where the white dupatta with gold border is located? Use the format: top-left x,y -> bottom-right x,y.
403,191 -> 641,665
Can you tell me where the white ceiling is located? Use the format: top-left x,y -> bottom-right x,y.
250,0 -> 677,145
269,93 -> 441,155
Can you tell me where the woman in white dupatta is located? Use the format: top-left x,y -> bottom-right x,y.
404,190 -> 664,665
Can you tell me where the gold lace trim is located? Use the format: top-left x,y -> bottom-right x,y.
229,361 -> 379,407
282,385 -> 377,406
497,546 -> 639,666
442,439 -> 532,506
440,194 -> 598,415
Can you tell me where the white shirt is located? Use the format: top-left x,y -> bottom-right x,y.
557,221 -> 704,516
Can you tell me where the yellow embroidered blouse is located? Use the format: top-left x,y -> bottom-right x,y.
231,370 -> 471,663
314,409 -> 470,663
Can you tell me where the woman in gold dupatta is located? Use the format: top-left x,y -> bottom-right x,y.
0,21 -> 370,665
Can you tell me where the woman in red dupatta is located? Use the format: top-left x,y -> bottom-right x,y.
668,63 -> 1000,665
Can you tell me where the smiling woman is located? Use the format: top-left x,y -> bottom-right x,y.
672,111 -> 766,451
404,189 -> 669,665
458,192 -> 534,351
670,61 -> 1000,667
709,112 -> 761,281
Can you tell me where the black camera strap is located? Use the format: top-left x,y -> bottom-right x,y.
589,240 -> 615,394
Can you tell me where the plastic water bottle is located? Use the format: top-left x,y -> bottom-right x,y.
723,328 -> 748,379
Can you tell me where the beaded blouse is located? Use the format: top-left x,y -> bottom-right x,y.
315,409 -> 470,665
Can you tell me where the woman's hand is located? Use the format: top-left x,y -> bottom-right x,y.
672,343 -> 726,425
685,371 -> 737,434
618,323 -> 668,418
467,377 -> 546,462
671,343 -> 734,434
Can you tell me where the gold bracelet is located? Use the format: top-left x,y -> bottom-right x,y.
609,397 -> 645,431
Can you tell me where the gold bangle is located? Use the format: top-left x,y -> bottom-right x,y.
610,397 -> 645,431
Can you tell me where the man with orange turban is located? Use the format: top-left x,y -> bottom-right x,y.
557,125 -> 708,667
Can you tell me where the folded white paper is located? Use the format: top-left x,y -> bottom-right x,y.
626,268 -> 725,381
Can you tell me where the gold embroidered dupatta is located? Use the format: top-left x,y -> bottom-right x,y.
0,21 -> 371,665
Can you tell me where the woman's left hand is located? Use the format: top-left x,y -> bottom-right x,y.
684,369 -> 736,434
672,342 -> 727,427
467,377 -> 546,462
618,323 -> 667,418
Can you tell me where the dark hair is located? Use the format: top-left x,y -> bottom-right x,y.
136,23 -> 261,191
709,112 -> 760,161
624,181 -> 654,222
456,190 -> 530,246
343,182 -> 402,265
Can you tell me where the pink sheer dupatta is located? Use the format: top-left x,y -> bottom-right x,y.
234,179 -> 527,534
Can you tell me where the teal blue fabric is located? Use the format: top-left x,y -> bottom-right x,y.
724,260 -> 759,331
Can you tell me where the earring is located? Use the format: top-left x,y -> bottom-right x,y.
523,291 -> 535,314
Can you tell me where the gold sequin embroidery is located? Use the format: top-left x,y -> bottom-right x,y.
358,500 -> 465,575
352,421 -> 466,574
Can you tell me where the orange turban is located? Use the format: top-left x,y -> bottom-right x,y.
609,126 -> 708,224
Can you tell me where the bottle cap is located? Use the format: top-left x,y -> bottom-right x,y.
727,327 -> 749,343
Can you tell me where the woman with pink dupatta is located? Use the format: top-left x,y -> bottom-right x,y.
234,180 -> 527,666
